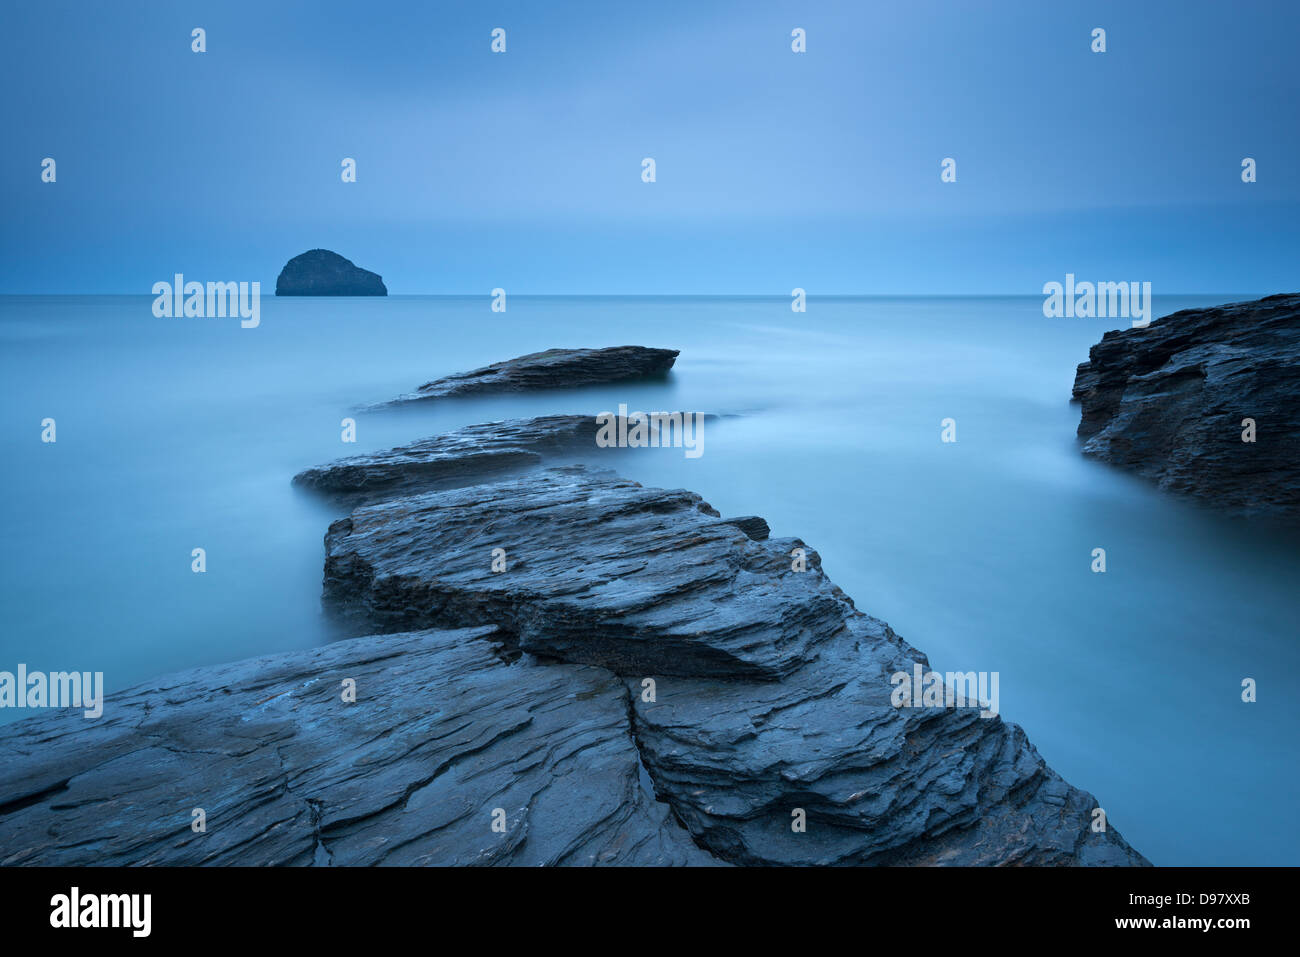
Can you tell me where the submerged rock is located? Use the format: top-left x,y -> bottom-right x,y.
1072,293 -> 1300,519
384,346 -> 679,404
321,465 -> 1149,866
0,626 -> 712,866
275,249 -> 387,296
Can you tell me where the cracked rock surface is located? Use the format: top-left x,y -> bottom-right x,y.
322,467 -> 836,680
1072,293 -> 1300,519
627,621 -> 1138,865
0,626 -> 711,865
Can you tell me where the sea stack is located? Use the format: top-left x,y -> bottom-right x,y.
275,249 -> 387,296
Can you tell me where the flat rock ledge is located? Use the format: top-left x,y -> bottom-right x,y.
381,346 -> 679,405
1072,293 -> 1300,520
291,413 -> 715,506
275,249 -> 387,297
0,626 -> 711,865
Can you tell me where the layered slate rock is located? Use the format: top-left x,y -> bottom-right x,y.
322,466 -> 1148,865
292,415 -> 602,503
275,249 -> 387,296
384,346 -> 678,404
0,626 -> 712,866
1072,293 -> 1300,519
718,515 -> 770,541
628,621 -> 1135,865
292,413 -> 710,505
322,467 -> 836,680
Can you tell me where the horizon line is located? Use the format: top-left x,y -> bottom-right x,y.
0,291 -> 1274,300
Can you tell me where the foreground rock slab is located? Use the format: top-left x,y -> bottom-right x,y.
383,346 -> 678,405
323,465 -> 1149,865
0,626 -> 711,866
275,248 -> 387,296
1072,293 -> 1300,520
323,467 -> 833,679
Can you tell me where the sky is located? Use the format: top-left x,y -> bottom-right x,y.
1,0 -> 1297,294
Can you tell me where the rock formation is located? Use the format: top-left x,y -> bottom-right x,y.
314,464 -> 1148,865
275,249 -> 387,296
291,413 -> 710,505
0,626 -> 710,865
1072,293 -> 1300,519
322,467 -> 829,680
0,344 -> 1152,867
381,346 -> 678,405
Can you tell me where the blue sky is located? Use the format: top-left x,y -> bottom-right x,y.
1,0 -> 1297,293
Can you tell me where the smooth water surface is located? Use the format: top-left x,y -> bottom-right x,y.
1,294 -> 1295,866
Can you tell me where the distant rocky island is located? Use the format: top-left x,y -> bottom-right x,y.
1072,293 -> 1299,521
0,345 -> 1148,867
275,249 -> 387,296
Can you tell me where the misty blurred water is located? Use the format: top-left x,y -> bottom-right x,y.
1,293 -> 1296,866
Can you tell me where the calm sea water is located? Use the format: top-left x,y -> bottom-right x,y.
1,294 -> 1296,866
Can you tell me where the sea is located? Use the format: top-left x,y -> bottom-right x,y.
1,293 -> 1296,866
